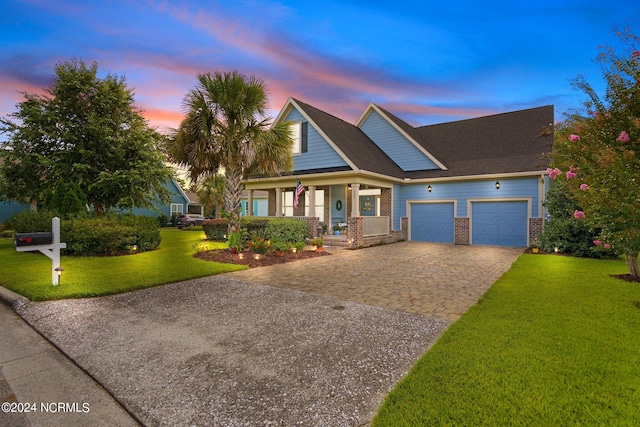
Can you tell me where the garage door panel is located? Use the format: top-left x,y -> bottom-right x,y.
411,203 -> 454,243
472,201 -> 528,246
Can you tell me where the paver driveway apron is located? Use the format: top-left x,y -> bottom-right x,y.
16,242 -> 521,426
225,241 -> 523,321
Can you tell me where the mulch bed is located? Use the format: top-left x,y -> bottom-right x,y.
194,249 -> 330,268
612,274 -> 640,283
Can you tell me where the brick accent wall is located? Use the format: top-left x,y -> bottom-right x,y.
401,217 -> 408,240
529,218 -> 544,243
380,188 -> 392,231
268,190 -> 276,216
455,217 -> 470,245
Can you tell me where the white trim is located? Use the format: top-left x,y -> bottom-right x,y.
405,199 -> 458,241
356,103 -> 448,171
275,98 -> 359,170
467,197 -> 532,245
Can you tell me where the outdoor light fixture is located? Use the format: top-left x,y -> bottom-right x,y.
427,185 -> 432,193
495,181 -> 501,189
238,253 -> 244,260
54,267 -> 64,286
554,247 -> 559,253
254,254 -> 260,260
291,247 -> 297,253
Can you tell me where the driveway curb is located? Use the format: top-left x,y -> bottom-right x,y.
0,285 -> 29,311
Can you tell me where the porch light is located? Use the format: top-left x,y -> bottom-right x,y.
495,181 -> 501,189
427,185 -> 432,193
54,267 -> 64,286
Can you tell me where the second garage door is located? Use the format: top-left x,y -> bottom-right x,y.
410,202 -> 455,243
471,201 -> 528,246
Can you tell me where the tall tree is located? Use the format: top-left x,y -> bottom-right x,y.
552,28 -> 640,276
167,71 -> 293,232
0,59 -> 172,215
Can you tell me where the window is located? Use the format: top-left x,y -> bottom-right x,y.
290,122 -> 308,155
283,191 -> 294,216
171,203 -> 183,216
305,189 -> 324,222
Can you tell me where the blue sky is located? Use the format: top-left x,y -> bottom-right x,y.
1,0 -> 639,133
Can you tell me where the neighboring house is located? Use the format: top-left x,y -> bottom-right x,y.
243,98 -> 554,247
0,179 -> 201,223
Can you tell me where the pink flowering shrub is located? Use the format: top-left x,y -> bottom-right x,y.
580,184 -> 589,191
570,134 -> 580,142
547,167 -> 562,179
617,131 -> 630,142
574,210 -> 586,219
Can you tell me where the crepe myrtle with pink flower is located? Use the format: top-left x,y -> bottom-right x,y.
546,28 -> 640,276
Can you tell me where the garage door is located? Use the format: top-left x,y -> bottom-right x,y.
410,203 -> 454,243
471,201 -> 528,246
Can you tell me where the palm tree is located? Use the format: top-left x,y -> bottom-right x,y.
168,71 -> 293,233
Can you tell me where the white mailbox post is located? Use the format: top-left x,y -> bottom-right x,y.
14,217 -> 67,285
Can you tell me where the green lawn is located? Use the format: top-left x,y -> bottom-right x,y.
0,228 -> 246,301
373,254 -> 640,426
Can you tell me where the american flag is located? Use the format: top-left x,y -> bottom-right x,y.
294,180 -> 305,208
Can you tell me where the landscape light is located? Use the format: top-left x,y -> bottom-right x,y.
54,267 -> 64,286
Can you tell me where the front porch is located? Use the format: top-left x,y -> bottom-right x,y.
243,177 -> 403,248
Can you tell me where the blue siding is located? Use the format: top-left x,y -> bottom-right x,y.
410,203 -> 455,243
472,201 -> 528,246
392,184 -> 402,230
399,178 -> 540,218
286,108 -> 349,171
359,110 -> 440,171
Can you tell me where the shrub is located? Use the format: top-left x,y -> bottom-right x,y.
264,217 -> 308,243
157,213 -> 169,227
243,218 -> 269,234
5,209 -> 56,233
202,218 -> 228,240
62,214 -> 161,256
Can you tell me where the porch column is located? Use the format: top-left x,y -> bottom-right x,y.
351,183 -> 360,217
275,187 -> 282,216
248,190 -> 254,216
308,185 -> 316,218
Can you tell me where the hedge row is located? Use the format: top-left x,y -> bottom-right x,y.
4,210 -> 161,256
202,217 -> 308,243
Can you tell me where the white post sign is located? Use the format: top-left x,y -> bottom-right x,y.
15,217 -> 67,285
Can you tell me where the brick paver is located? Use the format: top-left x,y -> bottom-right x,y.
224,241 -> 523,321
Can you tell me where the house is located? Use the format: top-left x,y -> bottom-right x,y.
243,98 -> 553,247
0,179 -> 201,223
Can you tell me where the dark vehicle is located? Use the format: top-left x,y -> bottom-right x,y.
175,214 -> 205,229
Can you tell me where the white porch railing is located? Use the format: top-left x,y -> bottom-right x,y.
362,216 -> 389,237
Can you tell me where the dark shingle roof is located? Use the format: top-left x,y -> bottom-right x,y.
292,99 -> 553,179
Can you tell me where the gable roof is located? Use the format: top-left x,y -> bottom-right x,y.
275,98 -> 553,180
357,103 -> 448,170
290,98 -> 405,177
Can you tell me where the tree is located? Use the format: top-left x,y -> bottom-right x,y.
551,28 -> 640,276
167,71 -> 293,233
195,174 -> 225,218
0,59 -> 172,215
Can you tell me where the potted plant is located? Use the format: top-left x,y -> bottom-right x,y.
310,237 -> 324,252
271,240 -> 289,257
530,239 -> 540,254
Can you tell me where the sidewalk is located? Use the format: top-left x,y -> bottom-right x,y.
0,287 -> 139,427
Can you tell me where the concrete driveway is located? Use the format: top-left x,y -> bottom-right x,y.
16,242 -> 522,426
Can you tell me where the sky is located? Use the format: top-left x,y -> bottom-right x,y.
1,0 -> 640,135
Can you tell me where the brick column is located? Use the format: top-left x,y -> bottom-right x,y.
454,217 -> 470,245
529,218 -> 544,243
401,217 -> 408,241
348,216 -> 363,247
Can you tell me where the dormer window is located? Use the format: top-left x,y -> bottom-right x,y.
290,121 -> 308,155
